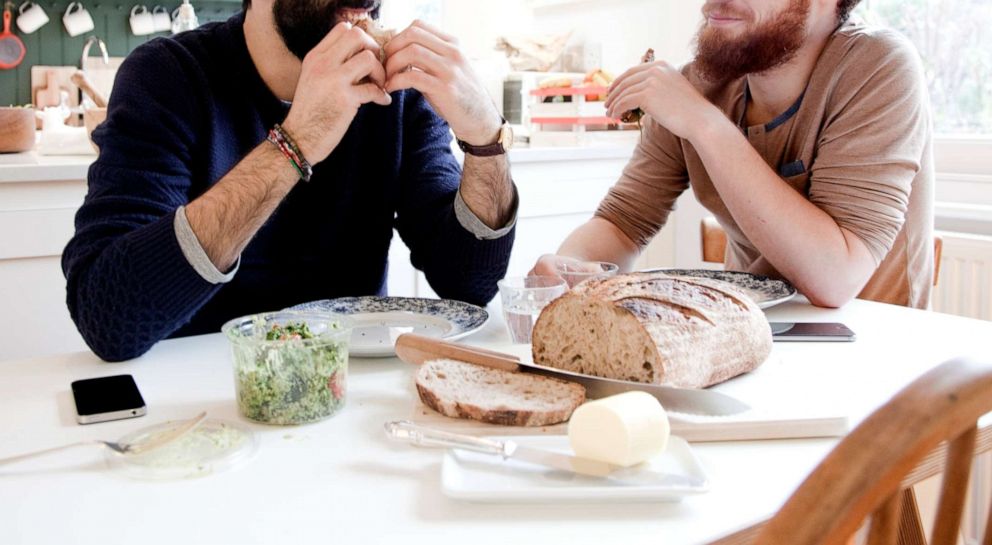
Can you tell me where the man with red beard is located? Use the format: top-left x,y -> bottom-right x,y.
533,0 -> 934,309
63,0 -> 517,361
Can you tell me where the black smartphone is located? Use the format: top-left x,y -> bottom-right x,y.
770,322 -> 856,342
71,374 -> 147,425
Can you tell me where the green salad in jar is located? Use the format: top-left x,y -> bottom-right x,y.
232,319 -> 348,425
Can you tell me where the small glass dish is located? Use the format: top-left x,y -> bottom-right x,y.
104,418 -> 257,480
222,311 -> 351,425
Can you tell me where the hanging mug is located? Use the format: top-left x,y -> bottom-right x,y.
129,5 -> 154,36
62,2 -> 94,37
151,5 -> 171,33
16,1 -> 49,34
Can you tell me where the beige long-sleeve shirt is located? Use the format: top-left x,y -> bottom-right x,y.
596,22 -> 935,309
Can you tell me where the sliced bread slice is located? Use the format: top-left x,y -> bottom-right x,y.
415,359 -> 586,427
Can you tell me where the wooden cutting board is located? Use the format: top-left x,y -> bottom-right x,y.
409,400 -> 849,442
407,353 -> 850,442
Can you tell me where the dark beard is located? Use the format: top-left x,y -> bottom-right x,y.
273,0 -> 381,60
693,0 -> 810,84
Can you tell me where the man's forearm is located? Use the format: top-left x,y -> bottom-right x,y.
459,155 -> 515,229
184,142 -> 301,271
690,112 -> 876,306
558,217 -> 642,272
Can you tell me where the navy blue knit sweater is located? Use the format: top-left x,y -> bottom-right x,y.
62,13 -> 514,362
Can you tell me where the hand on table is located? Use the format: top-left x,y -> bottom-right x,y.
529,255 -> 607,278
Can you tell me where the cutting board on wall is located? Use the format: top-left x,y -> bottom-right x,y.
82,57 -> 125,104
30,66 -> 80,110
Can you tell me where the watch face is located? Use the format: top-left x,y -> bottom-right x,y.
499,124 -> 514,150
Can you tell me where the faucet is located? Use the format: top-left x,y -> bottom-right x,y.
80,37 -> 109,70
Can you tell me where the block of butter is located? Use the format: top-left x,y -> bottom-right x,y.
568,391 -> 670,467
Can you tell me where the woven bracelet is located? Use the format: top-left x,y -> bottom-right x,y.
267,124 -> 313,182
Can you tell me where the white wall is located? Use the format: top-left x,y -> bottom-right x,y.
527,0 -> 705,73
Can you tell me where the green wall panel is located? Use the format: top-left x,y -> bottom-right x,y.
1,0 -> 243,106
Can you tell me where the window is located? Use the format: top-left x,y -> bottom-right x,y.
380,0 -> 442,29
859,0 -> 992,225
859,0 -> 992,135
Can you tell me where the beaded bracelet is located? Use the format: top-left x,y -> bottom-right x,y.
267,123 -> 313,182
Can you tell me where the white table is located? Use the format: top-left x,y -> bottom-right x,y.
2,299 -> 990,545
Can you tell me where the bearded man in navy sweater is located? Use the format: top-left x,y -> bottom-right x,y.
62,0 -> 517,361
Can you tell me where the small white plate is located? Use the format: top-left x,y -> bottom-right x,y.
288,296 -> 489,358
441,435 -> 708,503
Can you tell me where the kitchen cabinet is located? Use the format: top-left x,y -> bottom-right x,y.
388,145 -> 677,298
0,153 -> 92,361
0,144 -> 676,361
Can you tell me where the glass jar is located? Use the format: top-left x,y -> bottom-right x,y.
222,311 -> 350,425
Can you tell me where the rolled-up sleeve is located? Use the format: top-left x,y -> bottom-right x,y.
595,116 -> 690,248
808,33 -> 930,265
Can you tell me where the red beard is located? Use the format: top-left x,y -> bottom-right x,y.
694,0 -> 810,84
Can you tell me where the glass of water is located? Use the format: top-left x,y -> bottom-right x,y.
498,276 -> 568,344
555,260 -> 620,288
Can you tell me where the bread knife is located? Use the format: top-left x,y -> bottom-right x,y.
385,420 -> 707,489
395,334 -> 751,416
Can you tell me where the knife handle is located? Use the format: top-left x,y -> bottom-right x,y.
384,421 -> 510,457
394,333 -> 521,372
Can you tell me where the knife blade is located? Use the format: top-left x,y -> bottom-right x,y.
384,421 -> 706,488
394,333 -> 751,416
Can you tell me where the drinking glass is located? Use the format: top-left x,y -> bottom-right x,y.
556,260 -> 619,288
498,276 -> 568,344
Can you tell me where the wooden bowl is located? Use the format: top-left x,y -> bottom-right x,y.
0,108 -> 37,153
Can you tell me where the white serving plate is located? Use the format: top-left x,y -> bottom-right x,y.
441,435 -> 708,503
289,296 -> 489,357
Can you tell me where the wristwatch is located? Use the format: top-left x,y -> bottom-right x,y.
457,118 -> 514,157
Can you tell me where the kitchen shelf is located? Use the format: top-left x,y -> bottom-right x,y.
530,85 -> 609,97
530,116 -> 621,125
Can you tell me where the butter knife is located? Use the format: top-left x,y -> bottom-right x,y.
394,334 -> 751,416
384,421 -> 706,489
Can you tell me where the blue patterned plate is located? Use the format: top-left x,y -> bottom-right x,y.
641,269 -> 797,309
288,296 -> 489,358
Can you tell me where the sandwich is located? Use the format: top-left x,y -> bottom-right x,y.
354,17 -> 396,63
619,48 -> 656,124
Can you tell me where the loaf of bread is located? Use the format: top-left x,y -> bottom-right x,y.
415,359 -> 586,426
531,272 -> 772,389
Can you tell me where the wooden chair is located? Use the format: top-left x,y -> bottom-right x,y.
745,357 -> 992,545
701,216 -> 728,265
699,218 -> 944,287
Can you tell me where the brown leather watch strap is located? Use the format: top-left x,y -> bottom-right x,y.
456,139 -> 506,157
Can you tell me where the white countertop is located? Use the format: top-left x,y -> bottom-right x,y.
1,298 -> 990,545
0,150 -> 95,183
0,144 -> 635,184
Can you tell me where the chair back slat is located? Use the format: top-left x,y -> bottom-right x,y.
983,498 -> 992,545
866,492 -> 902,545
700,217 -> 727,264
931,426 -> 978,545
897,489 -> 927,545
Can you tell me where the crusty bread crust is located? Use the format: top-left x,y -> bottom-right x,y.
355,18 -> 395,62
415,359 -> 586,426
531,272 -> 772,389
